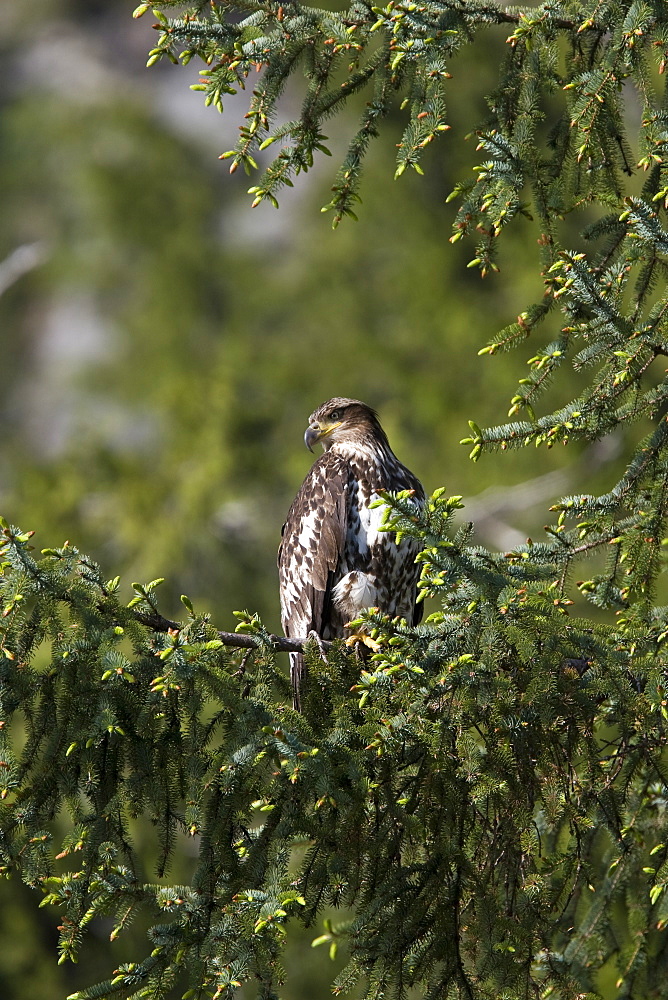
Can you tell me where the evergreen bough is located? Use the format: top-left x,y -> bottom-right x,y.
3,0 -> 668,997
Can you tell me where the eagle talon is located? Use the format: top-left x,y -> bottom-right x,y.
306,630 -> 329,662
345,632 -> 381,653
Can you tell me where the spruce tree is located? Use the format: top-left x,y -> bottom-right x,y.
3,1 -> 668,997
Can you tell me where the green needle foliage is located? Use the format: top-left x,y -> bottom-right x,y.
4,0 -> 668,998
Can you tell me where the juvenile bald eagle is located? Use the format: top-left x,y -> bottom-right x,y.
278,397 -> 425,709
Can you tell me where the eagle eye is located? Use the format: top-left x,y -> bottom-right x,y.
329,409 -> 341,421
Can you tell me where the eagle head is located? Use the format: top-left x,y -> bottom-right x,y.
304,397 -> 387,452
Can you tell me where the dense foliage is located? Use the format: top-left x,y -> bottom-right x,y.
4,0 -> 668,998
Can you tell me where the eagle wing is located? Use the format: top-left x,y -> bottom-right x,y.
278,452 -> 350,707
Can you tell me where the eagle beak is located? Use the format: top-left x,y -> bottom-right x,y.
304,420 -> 343,452
304,425 -> 320,452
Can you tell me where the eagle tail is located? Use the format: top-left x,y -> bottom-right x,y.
290,652 -> 305,711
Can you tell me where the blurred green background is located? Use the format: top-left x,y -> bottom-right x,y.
0,2 -> 629,996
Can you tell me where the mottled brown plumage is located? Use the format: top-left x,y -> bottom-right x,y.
278,398 -> 425,708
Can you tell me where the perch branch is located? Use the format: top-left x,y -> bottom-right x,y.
134,610 -> 333,653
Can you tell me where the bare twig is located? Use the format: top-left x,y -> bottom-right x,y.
0,243 -> 48,298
